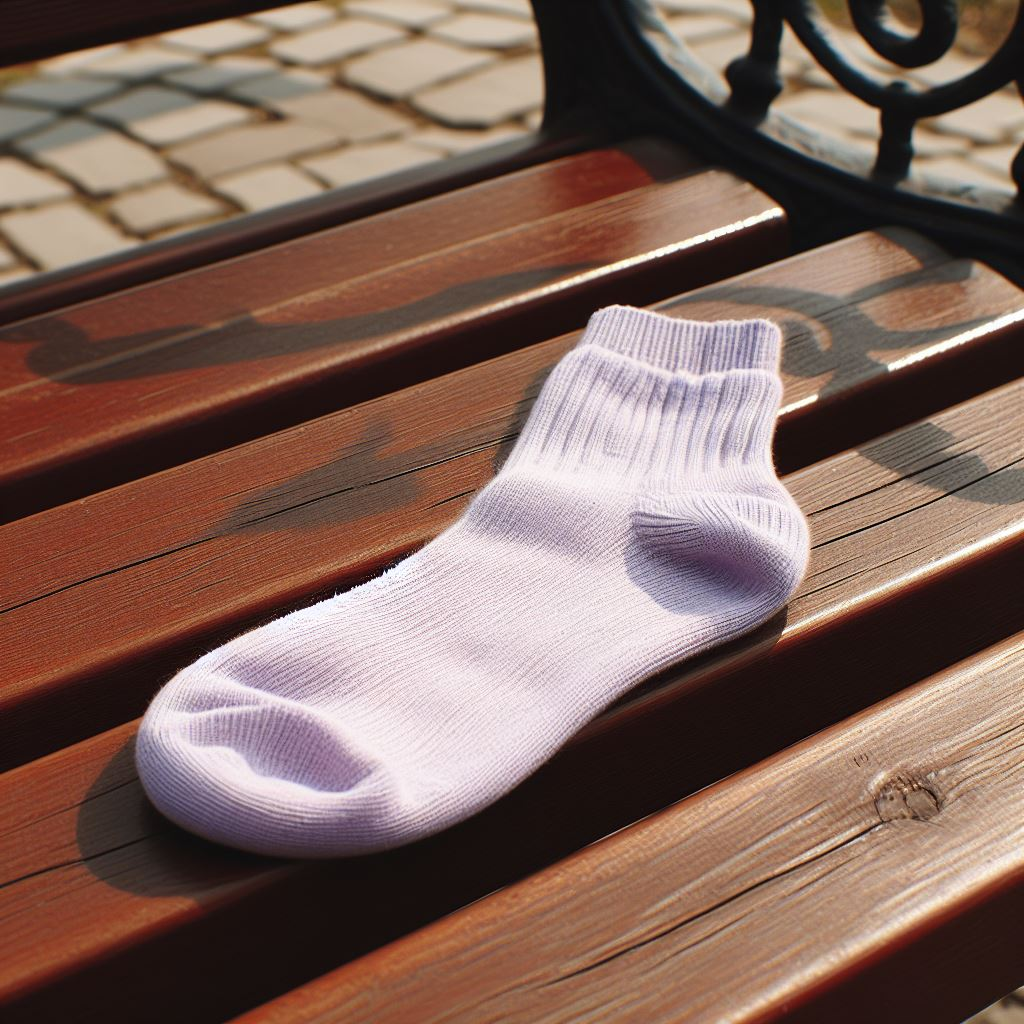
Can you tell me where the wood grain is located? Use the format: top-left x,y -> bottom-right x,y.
0,132 -> 595,325
0,145 -> 772,519
2,374 -> 1022,1023
0,139 -> 688,342
2,229 -> 1021,768
236,631 -> 1024,1024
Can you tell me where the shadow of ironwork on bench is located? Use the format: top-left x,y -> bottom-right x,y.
2,264 -> 599,382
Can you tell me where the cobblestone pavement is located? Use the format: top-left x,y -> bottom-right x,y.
0,0 -> 1021,286
0,0 -> 543,283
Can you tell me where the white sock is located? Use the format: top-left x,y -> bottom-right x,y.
136,306 -> 809,858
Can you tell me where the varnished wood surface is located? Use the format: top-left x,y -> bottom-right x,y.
2,374 -> 1022,1023
2,228 -> 1022,769
236,632 -> 1024,1024
0,132 -> 594,326
0,143 -> 771,520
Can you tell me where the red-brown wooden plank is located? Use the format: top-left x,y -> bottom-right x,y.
2,229 -> 1021,769
1,144 -> 775,520
1,371 -> 1022,1024
0,132 -> 594,325
0,139 -> 697,390
236,631 -> 1024,1024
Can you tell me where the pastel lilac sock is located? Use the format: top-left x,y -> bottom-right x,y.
136,306 -> 809,858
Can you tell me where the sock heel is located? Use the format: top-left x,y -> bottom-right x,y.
632,488 -> 809,607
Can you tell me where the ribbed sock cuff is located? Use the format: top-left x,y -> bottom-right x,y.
579,304 -> 782,375
509,342 -> 782,481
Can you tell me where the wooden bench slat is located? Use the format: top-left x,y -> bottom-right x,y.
2,228 -> 1022,769
0,140 -> 691,380
236,631 -> 1024,1024
0,134 -> 594,327
2,373 -> 1022,1023
0,145 -> 777,520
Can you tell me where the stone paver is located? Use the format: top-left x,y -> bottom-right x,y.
81,45 -> 201,81
88,85 -> 254,145
658,0 -> 750,21
41,43 -> 127,76
228,68 -> 331,105
0,202 -> 135,269
973,144 -> 1020,180
918,154 -> 1014,193
165,55 -> 278,93
907,49 -> 979,88
827,31 -> 905,79
345,38 -> 496,99
247,3 -> 337,32
301,139 -> 441,187
776,89 -> 880,138
799,64 -> 839,90
927,94 -> 1024,145
167,120 -> 340,177
269,19 -> 407,65
455,0 -> 532,18
3,75 -> 122,110
0,158 -> 72,209
910,127 -> 970,159
16,118 -> 169,194
410,123 -> 526,153
429,13 -> 537,49
688,33 -> 750,76
0,103 -> 57,143
666,13 -> 747,43
413,55 -> 542,126
347,0 -> 453,29
110,181 -> 228,233
271,89 -> 414,140
214,163 -> 324,211
161,18 -> 272,55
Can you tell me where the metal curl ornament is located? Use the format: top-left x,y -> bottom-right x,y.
849,0 -> 958,68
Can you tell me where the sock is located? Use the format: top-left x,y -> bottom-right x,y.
136,306 -> 810,859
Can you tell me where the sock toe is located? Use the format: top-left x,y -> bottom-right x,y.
135,668 -> 408,858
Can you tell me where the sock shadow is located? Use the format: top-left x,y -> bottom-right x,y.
605,604 -> 791,712
211,416 -> 458,536
74,734 -> 280,899
6,264 -> 599,384
857,420 -> 1024,506
73,611 -> 791,904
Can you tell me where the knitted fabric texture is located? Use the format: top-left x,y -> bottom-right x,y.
136,305 -> 810,858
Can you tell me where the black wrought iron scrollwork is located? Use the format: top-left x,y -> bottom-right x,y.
850,0 -> 957,67
721,0 -> 1024,199
528,0 -> 1023,270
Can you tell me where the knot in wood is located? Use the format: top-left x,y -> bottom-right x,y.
875,772 -> 940,822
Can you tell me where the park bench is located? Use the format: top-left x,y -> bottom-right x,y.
1,1 -> 1023,1022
